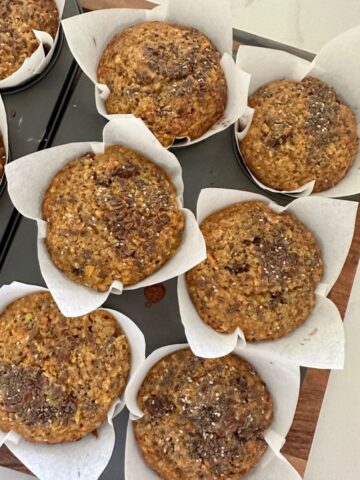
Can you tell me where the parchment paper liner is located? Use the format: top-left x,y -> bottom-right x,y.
177,188 -> 357,368
61,0 -> 250,148
235,25 -> 360,197
0,281 -> 146,480
5,117 -> 206,317
124,343 -> 301,480
0,95 -> 9,185
0,0 -> 65,90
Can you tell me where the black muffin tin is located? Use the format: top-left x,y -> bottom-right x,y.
0,0 -> 81,263
0,17 -> 359,480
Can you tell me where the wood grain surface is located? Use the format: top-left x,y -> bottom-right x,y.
1,0 -> 359,476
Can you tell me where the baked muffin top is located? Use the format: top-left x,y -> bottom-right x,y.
134,348 -> 273,480
186,201 -> 323,340
43,145 -> 184,291
240,77 -> 358,192
0,292 -> 130,443
0,0 -> 59,80
187,256 -> 317,340
0,133 -> 5,179
97,21 -> 227,147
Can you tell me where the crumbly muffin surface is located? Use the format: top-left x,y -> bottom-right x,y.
0,0 -> 59,80
134,349 -> 273,480
240,77 -> 358,192
43,145 -> 184,291
186,201 -> 323,341
97,21 -> 227,147
0,292 -> 130,443
0,133 -> 5,179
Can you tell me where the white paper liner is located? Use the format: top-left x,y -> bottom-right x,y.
0,95 -> 9,184
235,25 -> 360,197
5,117 -> 206,317
61,0 -> 250,148
0,0 -> 65,89
177,188 -> 357,367
124,343 -> 301,480
0,281 -> 146,480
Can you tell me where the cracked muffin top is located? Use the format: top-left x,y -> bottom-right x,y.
97,21 -> 227,147
42,145 -> 184,291
134,348 -> 273,480
0,291 -> 130,443
0,0 -> 59,80
240,77 -> 358,192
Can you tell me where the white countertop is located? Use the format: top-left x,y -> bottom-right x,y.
304,260 -> 360,480
154,0 -> 360,53
0,466 -> 34,479
232,0 -> 360,53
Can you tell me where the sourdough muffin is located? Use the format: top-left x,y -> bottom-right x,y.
0,292 -> 130,443
97,21 -> 227,147
186,201 -> 323,341
43,145 -> 184,291
0,0 -> 59,80
240,77 -> 358,192
134,349 -> 273,480
0,133 -> 5,179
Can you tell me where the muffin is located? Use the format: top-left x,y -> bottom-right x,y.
97,21 -> 227,147
0,292 -> 130,443
240,77 -> 358,192
134,348 -> 273,480
0,133 -> 5,179
186,201 -> 323,341
42,145 -> 184,292
0,0 -> 59,80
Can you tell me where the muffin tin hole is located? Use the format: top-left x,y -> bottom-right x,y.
0,27 -> 64,96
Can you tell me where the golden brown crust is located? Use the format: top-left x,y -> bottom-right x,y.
240,77 -> 358,192
0,0 -> 59,80
134,349 -> 273,480
42,145 -> 184,292
0,292 -> 130,443
186,201 -> 323,341
0,133 -> 5,179
97,21 -> 227,147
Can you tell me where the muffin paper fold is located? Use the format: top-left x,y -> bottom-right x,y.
0,95 -> 9,184
177,188 -> 358,368
235,25 -> 360,197
5,118 -> 206,317
61,0 -> 250,148
0,281 -> 146,480
0,0 -> 65,90
124,343 -> 301,480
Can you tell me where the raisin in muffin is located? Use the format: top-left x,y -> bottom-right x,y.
0,0 -> 59,80
0,291 -> 130,443
97,21 -> 227,147
0,132 -> 5,179
42,145 -> 184,291
240,77 -> 358,192
186,201 -> 323,341
134,348 -> 273,480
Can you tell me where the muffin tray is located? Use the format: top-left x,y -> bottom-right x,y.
0,24 -> 359,479
0,0 -> 81,264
